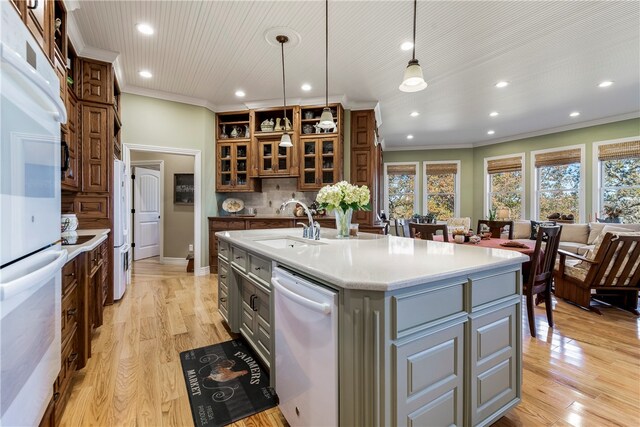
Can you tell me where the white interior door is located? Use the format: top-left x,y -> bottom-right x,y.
133,167 -> 161,260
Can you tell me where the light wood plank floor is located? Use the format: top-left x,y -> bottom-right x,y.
60,258 -> 640,427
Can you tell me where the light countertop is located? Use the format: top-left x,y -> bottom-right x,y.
217,228 -> 529,291
61,229 -> 110,261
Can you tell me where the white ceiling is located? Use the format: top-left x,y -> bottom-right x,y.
69,1 -> 640,150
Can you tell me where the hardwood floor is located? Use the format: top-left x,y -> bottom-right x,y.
60,258 -> 640,427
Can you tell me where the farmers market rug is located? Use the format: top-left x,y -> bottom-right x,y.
180,339 -> 278,427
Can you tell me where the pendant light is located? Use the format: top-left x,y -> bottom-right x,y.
277,35 -> 293,147
399,0 -> 427,92
318,0 -> 335,129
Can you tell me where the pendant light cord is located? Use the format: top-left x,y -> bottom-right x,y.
281,40 -> 287,119
325,0 -> 329,107
412,0 -> 417,61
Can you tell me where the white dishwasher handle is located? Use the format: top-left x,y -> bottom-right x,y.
271,277 -> 332,315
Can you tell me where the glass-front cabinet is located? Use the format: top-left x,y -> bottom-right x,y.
299,136 -> 341,190
217,142 -> 258,192
258,138 -> 293,176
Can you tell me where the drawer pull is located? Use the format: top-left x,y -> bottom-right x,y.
65,272 -> 75,277
68,352 -> 78,364
67,308 -> 77,317
220,297 -> 227,303
53,392 -> 60,402
254,267 -> 261,271
220,275 -> 227,279
235,256 -> 243,260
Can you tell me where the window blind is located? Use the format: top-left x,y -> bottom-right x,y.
425,163 -> 458,175
534,148 -> 581,168
598,140 -> 640,161
387,164 -> 417,175
486,156 -> 522,174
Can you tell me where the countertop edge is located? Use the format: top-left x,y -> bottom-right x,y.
62,229 -> 111,261
217,231 -> 527,292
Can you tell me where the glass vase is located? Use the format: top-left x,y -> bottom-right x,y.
334,208 -> 353,238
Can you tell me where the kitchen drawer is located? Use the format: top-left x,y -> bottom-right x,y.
219,286 -> 229,323
231,246 -> 247,272
470,271 -> 519,310
62,257 -> 78,296
246,219 -> 293,229
218,240 -> 230,260
55,325 -> 78,420
218,260 -> 229,286
209,219 -> 246,230
249,253 -> 271,287
88,247 -> 101,274
61,282 -> 78,345
392,281 -> 466,339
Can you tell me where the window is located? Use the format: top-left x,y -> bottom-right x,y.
384,163 -> 419,219
485,155 -> 524,219
424,161 -> 460,220
533,146 -> 584,222
597,139 -> 640,223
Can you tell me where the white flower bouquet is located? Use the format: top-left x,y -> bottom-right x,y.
316,181 -> 371,238
316,181 -> 371,212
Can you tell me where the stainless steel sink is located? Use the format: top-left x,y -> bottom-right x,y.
253,237 -> 326,249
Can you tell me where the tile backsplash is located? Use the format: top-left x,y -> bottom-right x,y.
217,178 -> 318,216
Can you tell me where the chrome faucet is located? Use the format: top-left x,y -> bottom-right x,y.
279,199 -> 321,240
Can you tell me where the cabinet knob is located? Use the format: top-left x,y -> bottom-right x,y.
254,267 -> 260,271
235,256 -> 243,260
65,272 -> 75,277
67,308 -> 77,317
53,392 -> 60,402
219,297 -> 227,303
220,275 -> 227,279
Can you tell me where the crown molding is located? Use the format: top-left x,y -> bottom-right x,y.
122,85 -> 218,112
472,111 -> 640,148
79,45 -> 119,63
63,0 -> 80,11
385,143 -> 475,152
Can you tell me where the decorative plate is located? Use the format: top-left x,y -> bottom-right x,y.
222,198 -> 244,213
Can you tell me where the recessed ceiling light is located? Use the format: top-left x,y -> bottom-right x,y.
138,70 -> 152,78
489,111 -> 499,117
407,134 -> 414,140
235,90 -> 246,97
400,41 -> 414,51
301,83 -> 312,91
487,130 -> 495,135
136,23 -> 154,35
569,111 -> 580,117
410,111 -> 420,117
495,81 -> 509,88
598,80 -> 613,88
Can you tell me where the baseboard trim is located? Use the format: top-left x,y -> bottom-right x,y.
162,257 -> 188,266
195,266 -> 210,276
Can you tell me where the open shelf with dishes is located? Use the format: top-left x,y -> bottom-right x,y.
254,106 -> 296,136
217,111 -> 252,141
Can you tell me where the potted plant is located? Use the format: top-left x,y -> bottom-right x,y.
488,207 -> 497,221
316,181 -> 371,238
424,213 -> 437,224
602,205 -> 623,223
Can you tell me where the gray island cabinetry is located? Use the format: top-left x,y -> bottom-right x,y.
216,229 -> 526,427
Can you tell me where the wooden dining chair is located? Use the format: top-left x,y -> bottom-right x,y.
409,223 -> 449,242
392,219 -> 411,237
477,220 -> 514,239
525,225 -> 562,337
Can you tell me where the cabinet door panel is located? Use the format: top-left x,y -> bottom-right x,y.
25,0 -> 48,54
393,322 -> 465,427
81,60 -> 111,103
81,106 -> 109,192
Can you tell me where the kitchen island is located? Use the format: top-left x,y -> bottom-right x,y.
216,228 -> 528,427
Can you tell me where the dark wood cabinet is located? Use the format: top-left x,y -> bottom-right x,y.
79,59 -> 112,104
299,136 -> 342,190
62,89 -> 79,190
80,104 -> 109,193
257,137 -> 294,176
25,0 -> 50,56
39,396 -> 55,427
350,110 -> 383,226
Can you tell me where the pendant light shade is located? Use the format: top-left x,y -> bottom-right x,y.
399,0 -> 427,93
399,59 -> 428,92
319,0 -> 335,129
277,35 -> 293,148
280,132 -> 292,147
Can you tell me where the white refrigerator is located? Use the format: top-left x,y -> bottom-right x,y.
0,2 -> 68,425
113,159 -> 129,300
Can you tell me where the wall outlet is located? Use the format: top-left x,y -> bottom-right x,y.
188,244 -> 194,252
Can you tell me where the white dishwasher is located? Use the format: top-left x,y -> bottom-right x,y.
272,267 -> 338,427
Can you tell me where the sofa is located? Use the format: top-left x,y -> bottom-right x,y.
510,221 -> 640,255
